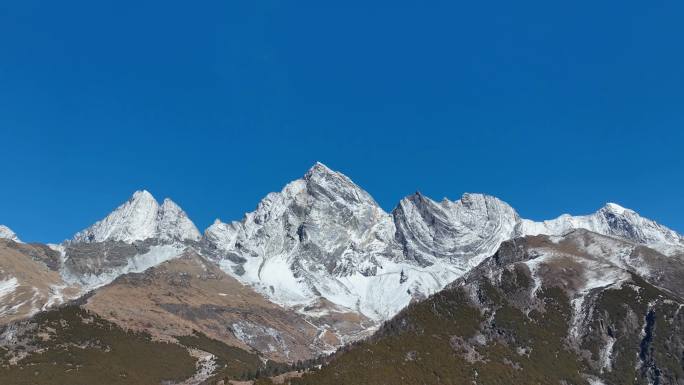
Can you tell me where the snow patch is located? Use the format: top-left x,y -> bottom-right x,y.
600,336 -> 616,372
587,377 -> 608,385
0,277 -> 19,300
62,244 -> 186,291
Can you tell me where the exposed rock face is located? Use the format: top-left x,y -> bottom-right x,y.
60,239 -> 188,290
393,192 -> 520,267
292,231 -> 684,385
56,190 -> 202,291
72,190 -> 200,244
203,162 -> 397,275
202,163 -> 417,321
201,163 -> 684,325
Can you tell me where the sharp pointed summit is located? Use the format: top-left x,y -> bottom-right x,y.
71,190 -> 200,244
203,163 -> 400,319
305,161 -> 335,176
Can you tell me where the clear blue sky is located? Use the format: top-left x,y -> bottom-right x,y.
1,0 -> 682,243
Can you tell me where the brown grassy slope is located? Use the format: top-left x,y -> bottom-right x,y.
0,240 -> 80,324
85,251 -> 325,361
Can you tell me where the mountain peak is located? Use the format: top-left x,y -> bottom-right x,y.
521,202 -> 683,254
71,190 -> 200,244
160,197 -> 181,210
601,202 -> 630,215
304,161 -> 337,179
132,189 -> 154,199
459,192 -> 484,208
404,191 -> 427,202
301,162 -> 380,207
157,198 -> 201,243
0,225 -> 20,242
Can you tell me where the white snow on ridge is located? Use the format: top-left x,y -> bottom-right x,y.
16,162 -> 676,327
71,190 -> 200,244
202,163 -> 684,322
0,225 -> 20,243
520,203 -> 683,255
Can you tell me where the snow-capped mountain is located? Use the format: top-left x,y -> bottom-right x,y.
202,162 -> 684,322
60,190 -> 200,291
393,192 -> 520,268
0,225 -> 20,243
3,163 -> 682,327
203,162 -> 417,320
519,202 -> 684,255
72,190 -> 200,244
1,162 -> 683,365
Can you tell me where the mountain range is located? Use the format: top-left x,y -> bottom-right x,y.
1,162 -> 682,385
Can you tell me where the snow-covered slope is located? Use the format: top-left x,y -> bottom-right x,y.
519,202 -> 684,255
60,190 -> 200,291
203,162 -> 418,320
5,163 -> 677,327
0,225 -> 20,243
202,163 -> 684,323
72,190 -> 200,243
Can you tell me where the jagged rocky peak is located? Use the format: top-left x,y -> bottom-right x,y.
595,202 -> 682,245
71,190 -> 200,244
203,162 -> 402,318
199,164 -> 683,324
0,225 -> 20,243
205,162 -> 393,257
392,192 -> 520,266
303,161 -> 380,207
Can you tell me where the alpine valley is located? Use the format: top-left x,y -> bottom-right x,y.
1,163 -> 682,385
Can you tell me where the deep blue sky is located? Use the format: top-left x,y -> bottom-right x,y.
1,1 -> 683,243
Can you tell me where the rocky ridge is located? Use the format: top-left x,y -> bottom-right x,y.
0,163 -> 682,364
